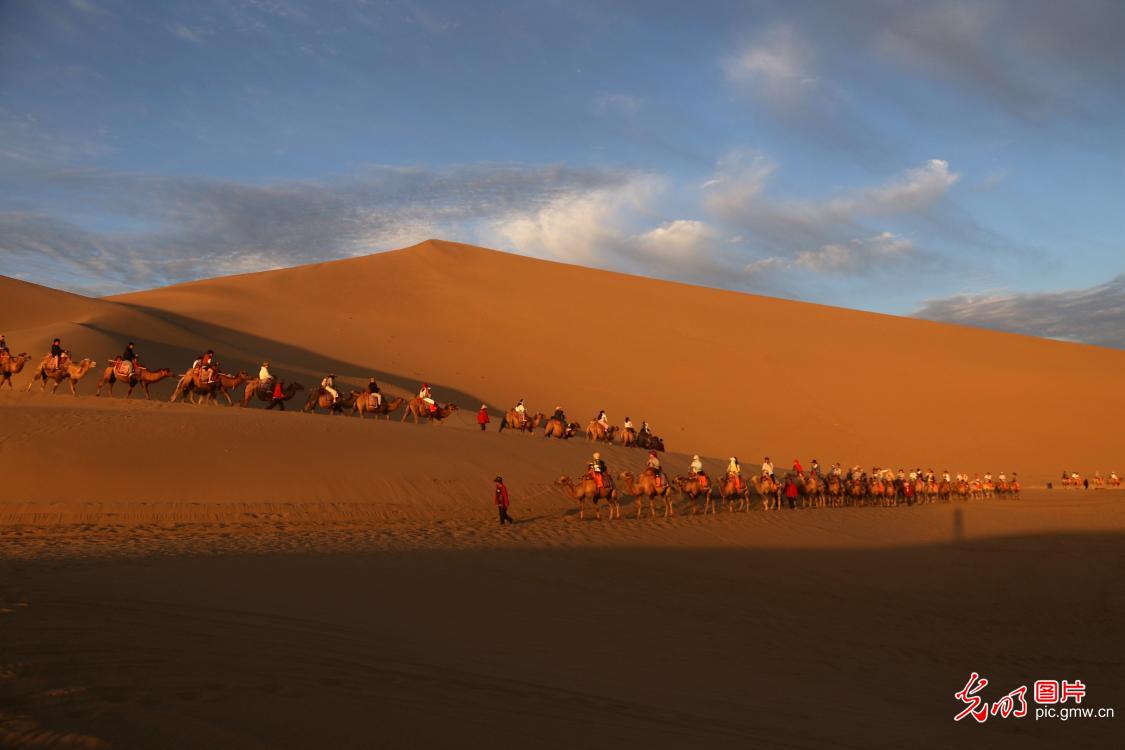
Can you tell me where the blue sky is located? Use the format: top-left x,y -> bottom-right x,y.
2,0 -> 1123,346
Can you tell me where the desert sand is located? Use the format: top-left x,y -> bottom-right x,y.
1,240 -> 1122,748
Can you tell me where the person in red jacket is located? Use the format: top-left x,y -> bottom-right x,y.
477,404 -> 490,431
784,475 -> 799,509
793,458 -> 804,477
494,475 -> 513,525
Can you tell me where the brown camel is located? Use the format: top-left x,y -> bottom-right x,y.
799,475 -> 826,509
618,470 -> 675,518
620,428 -> 636,447
172,369 -> 251,405
825,475 -> 845,508
848,478 -> 867,506
238,379 -> 304,409
717,473 -> 752,512
585,421 -> 618,443
26,356 -> 97,395
0,352 -> 30,389
354,392 -> 405,419
302,387 -> 356,414
753,474 -> 780,511
95,364 -> 175,399
555,475 -> 619,520
498,409 -> 544,433
675,474 -> 714,514
542,418 -> 573,439
401,397 -> 457,424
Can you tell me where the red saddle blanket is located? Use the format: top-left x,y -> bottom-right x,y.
697,474 -> 709,489
366,394 -> 382,410
114,360 -> 134,379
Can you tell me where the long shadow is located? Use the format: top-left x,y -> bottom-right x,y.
0,531 -> 1120,750
80,302 -> 489,410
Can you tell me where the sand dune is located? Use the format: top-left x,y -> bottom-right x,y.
3,241 -> 1123,748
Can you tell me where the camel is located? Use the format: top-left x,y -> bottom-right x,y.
238,379 -> 304,410
634,431 -> 665,451
799,475 -> 826,509
402,397 -> 457,424
752,475 -> 780,511
620,428 -> 636,447
585,421 -> 618,443
1,352 -> 30,389
353,392 -> 405,420
303,387 -> 356,414
1109,474 -> 1120,488
555,475 -> 619,520
825,475 -> 845,508
847,479 -> 867,507
618,470 -> 676,518
172,369 -> 251,405
25,356 -> 97,395
675,474 -> 715,514
498,409 -> 544,433
714,473 -> 751,512
95,364 -> 175,399
543,418 -> 578,439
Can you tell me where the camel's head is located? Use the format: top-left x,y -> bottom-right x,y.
157,368 -> 174,376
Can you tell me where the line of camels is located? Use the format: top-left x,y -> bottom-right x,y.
554,470 -> 1023,520
498,409 -> 666,450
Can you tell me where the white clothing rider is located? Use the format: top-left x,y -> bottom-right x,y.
647,451 -> 662,473
761,458 -> 774,478
998,472 -> 1007,482
596,410 -> 609,431
623,417 -> 635,433
514,399 -> 527,423
321,373 -> 339,403
259,361 -> 273,383
690,455 -> 704,476
942,471 -> 951,483
419,383 -> 434,406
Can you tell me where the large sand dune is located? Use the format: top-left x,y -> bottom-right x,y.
2,241 -> 1122,748
4,239 -> 1123,480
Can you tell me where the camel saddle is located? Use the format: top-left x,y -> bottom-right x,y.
697,473 -> 709,489
0,352 -> 8,365
114,360 -> 134,379
256,378 -> 274,398
366,393 -> 382,410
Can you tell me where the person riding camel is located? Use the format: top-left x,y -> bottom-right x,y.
810,459 -> 820,477
623,417 -> 635,439
551,405 -> 566,424
366,377 -> 382,408
639,421 -> 651,440
200,350 -> 216,383
942,470 -> 951,483
690,455 -> 704,476
589,452 -> 609,490
321,373 -> 339,404
727,456 -> 743,490
646,451 -> 664,487
119,342 -> 138,377
0,335 -> 9,364
761,457 -> 774,479
514,398 -> 527,425
792,458 -> 804,477
419,383 -> 436,413
596,409 -> 609,434
259,361 -> 273,385
49,338 -> 64,371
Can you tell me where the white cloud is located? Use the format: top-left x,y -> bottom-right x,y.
795,232 -> 914,273
170,24 -> 205,43
724,24 -> 819,105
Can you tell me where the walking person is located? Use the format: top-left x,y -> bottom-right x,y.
784,475 -> 799,509
478,404 -> 490,431
494,475 -> 514,525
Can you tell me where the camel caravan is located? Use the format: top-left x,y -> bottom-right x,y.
554,454 -> 1023,521
499,401 -> 667,449
1060,471 -> 1121,488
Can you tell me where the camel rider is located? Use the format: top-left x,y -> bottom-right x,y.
984,472 -> 993,483
942,470 -> 951,483
49,338 -> 63,371
321,373 -> 339,404
119,342 -> 138,376
623,417 -> 635,437
590,452 -> 608,489
597,409 -> 609,433
259,361 -> 273,385
646,450 -> 662,474
810,459 -> 820,477
419,383 -> 436,413
690,455 -> 704,476
762,457 -> 774,478
793,458 -> 804,477
727,457 -> 742,489
998,472 -> 1007,482
897,469 -> 906,481
200,350 -> 216,383
832,463 -> 842,478
639,420 -> 651,438
367,378 -> 382,408
514,399 -> 527,425
551,406 -> 566,424
0,334 -> 9,358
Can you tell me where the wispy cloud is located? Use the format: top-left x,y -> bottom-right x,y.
0,163 -> 634,293
916,275 -> 1125,349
